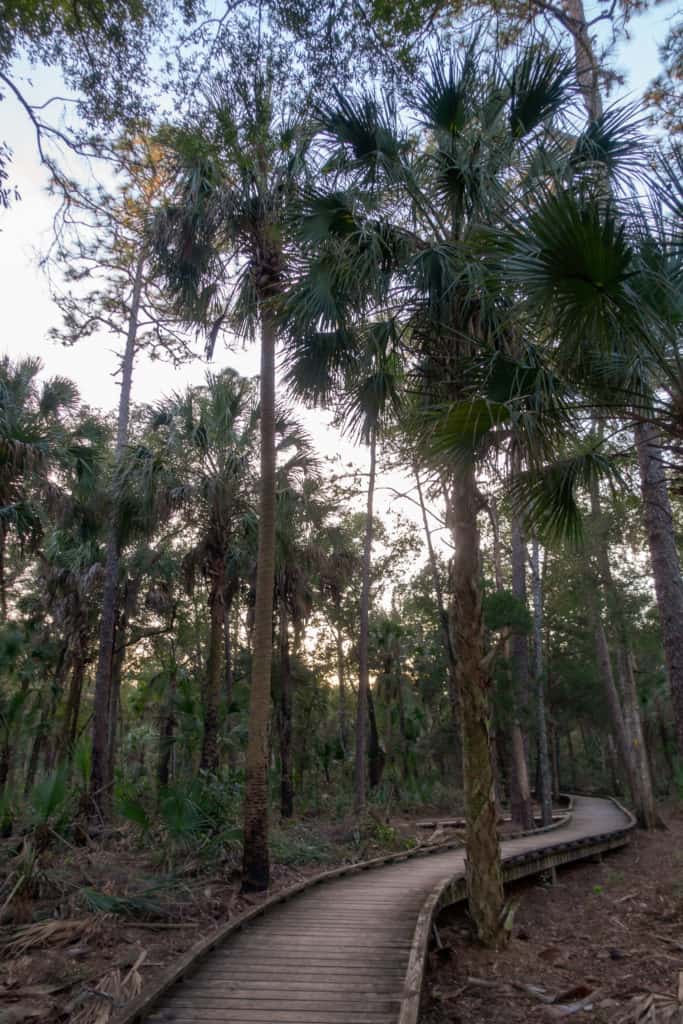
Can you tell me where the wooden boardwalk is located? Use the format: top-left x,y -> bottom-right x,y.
122,796 -> 633,1024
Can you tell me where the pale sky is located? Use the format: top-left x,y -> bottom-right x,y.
0,2 -> 677,551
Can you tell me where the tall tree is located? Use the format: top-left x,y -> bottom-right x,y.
150,369 -> 259,775
50,139 -> 180,820
152,31 -> 311,889
287,42 -> 611,942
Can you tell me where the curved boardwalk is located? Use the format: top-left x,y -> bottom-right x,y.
129,796 -> 632,1024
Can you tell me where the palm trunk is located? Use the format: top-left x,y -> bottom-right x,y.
59,644 -> 87,765
635,420 -> 683,761
89,249 -> 144,820
355,427 -> 377,814
414,466 -> 462,784
531,537 -> 553,826
278,596 -> 294,818
367,685 -> 384,789
335,612 -> 347,756
157,648 -> 177,792
451,458 -> 504,946
242,303 -> 277,891
223,580 -> 236,706
509,452 -> 534,829
201,559 -> 225,775
107,577 -> 137,790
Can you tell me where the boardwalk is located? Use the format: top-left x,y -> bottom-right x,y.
125,796 -> 632,1024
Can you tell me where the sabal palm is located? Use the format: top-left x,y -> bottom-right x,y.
273,436 -> 324,818
152,44 -> 312,889
505,146 -> 683,773
151,369 -> 258,775
287,42 -> 639,942
0,355 -> 81,619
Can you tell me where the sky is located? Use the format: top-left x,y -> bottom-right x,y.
0,0 -> 678,550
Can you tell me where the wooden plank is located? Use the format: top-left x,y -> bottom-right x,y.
181,980 -> 398,990
170,996 -> 400,1010
193,971 -> 406,984
179,978 -> 397,987
148,1010 -> 396,1023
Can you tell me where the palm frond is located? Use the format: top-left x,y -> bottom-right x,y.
569,103 -> 650,191
316,91 -> 404,178
413,44 -> 479,135
507,446 -> 624,545
508,190 -> 644,350
507,46 -> 574,138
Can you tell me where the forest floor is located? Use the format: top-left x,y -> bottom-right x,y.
422,801 -> 683,1024
0,808 -> 450,1023
3,801 -> 680,1024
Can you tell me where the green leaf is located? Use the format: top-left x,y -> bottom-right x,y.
428,399 -> 511,454
117,794 -> 151,833
507,47 -> 574,138
300,192 -> 358,243
507,447 -> 624,545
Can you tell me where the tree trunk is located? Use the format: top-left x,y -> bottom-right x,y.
450,458 -> 504,946
531,537 -> 553,826
107,577 -> 137,791
0,521 -> 7,621
415,466 -> 462,786
590,484 -> 657,827
561,0 -> 604,119
89,249 -> 144,821
0,741 -> 10,792
200,559 -> 225,775
242,303 -> 277,892
591,601 -> 639,795
25,643 -> 69,793
635,420 -> 683,761
367,686 -> 384,789
278,596 -> 294,818
223,579 -> 237,707
618,647 -> 658,827
157,648 -> 177,792
59,638 -> 87,765
550,720 -> 561,800
355,428 -> 377,814
335,605 -> 347,756
509,461 -> 534,829
566,729 -> 577,790
655,692 -> 676,787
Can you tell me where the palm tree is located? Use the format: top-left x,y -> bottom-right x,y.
0,356 -> 81,619
285,42 -> 645,942
150,370 -> 258,775
273,430 -> 323,817
152,44 -> 312,888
